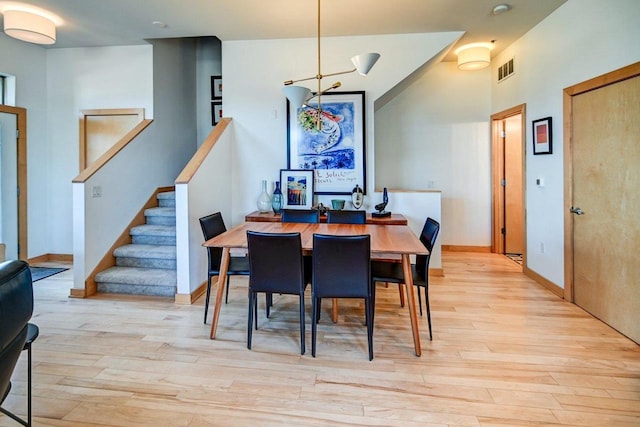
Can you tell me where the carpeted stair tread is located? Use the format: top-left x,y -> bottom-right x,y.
95,266 -> 176,286
130,224 -> 176,236
145,207 -> 175,217
114,244 -> 176,259
157,191 -> 175,200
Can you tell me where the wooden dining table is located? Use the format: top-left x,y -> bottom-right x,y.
203,221 -> 429,356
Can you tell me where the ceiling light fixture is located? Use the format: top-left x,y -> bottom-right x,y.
454,42 -> 494,71
282,0 -> 380,130
3,9 -> 56,45
492,4 -> 511,15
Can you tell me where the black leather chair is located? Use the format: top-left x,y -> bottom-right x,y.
0,260 -> 34,426
371,217 -> 440,340
281,209 -> 320,224
199,213 -> 250,324
246,231 -> 307,355
326,210 -> 366,224
311,234 -> 374,360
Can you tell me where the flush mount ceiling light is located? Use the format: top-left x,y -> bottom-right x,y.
3,9 -> 56,45
492,4 -> 511,15
454,42 -> 494,71
282,0 -> 380,130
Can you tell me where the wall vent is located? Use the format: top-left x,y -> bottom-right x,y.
498,58 -> 515,82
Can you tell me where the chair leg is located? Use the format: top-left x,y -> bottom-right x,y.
247,291 -> 254,349
299,294 -> 306,355
224,274 -> 231,304
0,406 -> 27,426
311,297 -> 319,357
425,286 -> 432,341
397,283 -> 405,307
266,293 -> 272,318
365,297 -> 374,361
416,285 -> 423,316
315,298 -> 322,324
27,342 -> 32,426
203,275 -> 212,324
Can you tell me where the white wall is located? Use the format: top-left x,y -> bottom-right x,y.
196,37 -> 222,145
47,45 -> 153,256
492,0 -> 640,287
375,61 -> 492,247
222,32 -> 463,229
0,34 -> 48,258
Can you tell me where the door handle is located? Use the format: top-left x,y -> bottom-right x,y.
570,206 -> 584,215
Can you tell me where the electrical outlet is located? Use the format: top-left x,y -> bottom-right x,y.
92,186 -> 102,198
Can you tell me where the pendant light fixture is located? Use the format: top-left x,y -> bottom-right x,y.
282,0 -> 380,130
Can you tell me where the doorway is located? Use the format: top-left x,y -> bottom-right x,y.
564,62 -> 639,344
0,105 -> 27,260
491,104 -> 526,267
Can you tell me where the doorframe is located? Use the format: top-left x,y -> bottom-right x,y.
490,104 -> 526,259
0,105 -> 27,260
563,62 -> 640,302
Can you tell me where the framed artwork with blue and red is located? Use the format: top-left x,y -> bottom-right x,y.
287,91 -> 366,195
280,169 -> 314,210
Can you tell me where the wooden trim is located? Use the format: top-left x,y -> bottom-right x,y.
73,119 -> 153,183
442,245 -> 491,253
79,108 -> 145,171
69,288 -> 86,299
490,104 -> 526,256
430,268 -> 444,277
562,61 -> 640,302
372,189 -> 442,193
175,281 -> 208,305
176,118 -> 231,184
27,253 -> 73,264
79,186 -> 174,298
0,105 -> 28,260
524,266 -> 563,298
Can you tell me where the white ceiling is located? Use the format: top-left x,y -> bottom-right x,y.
0,0 -> 567,61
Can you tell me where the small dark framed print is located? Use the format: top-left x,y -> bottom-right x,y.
532,116 -> 552,155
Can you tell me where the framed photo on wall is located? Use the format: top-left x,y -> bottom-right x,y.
287,91 -> 366,195
532,116 -> 552,155
280,169 -> 314,209
211,101 -> 222,125
211,75 -> 222,100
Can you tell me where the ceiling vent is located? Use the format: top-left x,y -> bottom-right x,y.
498,57 -> 515,83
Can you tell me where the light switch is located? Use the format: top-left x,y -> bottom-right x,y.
536,178 -> 544,187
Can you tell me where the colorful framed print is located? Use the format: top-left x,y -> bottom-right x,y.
280,169 -> 314,209
211,75 -> 222,100
532,116 -> 552,155
287,91 -> 366,195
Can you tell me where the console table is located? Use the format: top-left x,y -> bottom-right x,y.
245,211 -> 407,225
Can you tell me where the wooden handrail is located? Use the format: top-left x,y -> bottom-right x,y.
175,117 -> 232,184
72,119 -> 153,183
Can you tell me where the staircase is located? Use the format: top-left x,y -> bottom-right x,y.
94,191 -> 177,297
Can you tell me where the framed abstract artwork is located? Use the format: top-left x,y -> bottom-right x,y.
211,101 -> 222,125
211,75 -> 222,100
287,91 -> 366,195
532,116 -> 552,155
280,169 -> 314,209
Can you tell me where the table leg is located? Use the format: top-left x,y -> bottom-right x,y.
402,254 -> 422,356
332,298 -> 338,323
209,247 -> 230,339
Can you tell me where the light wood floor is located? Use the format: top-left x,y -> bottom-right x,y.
2,253 -> 639,426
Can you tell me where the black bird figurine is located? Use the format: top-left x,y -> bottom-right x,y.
372,187 -> 391,217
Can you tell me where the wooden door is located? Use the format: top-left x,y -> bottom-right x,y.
504,115 -> 524,254
565,64 -> 640,343
80,108 -> 144,170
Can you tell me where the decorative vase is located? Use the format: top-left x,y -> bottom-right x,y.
271,181 -> 283,214
256,180 -> 271,213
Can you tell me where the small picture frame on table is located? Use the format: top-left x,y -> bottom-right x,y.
280,169 -> 314,209
532,116 -> 552,155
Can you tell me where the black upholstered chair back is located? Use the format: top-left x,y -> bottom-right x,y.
326,210 -> 366,224
0,260 -> 33,405
247,231 -> 305,295
199,212 -> 227,272
281,209 -> 320,223
415,217 -> 440,277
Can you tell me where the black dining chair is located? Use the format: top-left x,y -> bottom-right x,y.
0,260 -> 34,427
311,234 -> 374,360
246,231 -> 307,355
371,217 -> 440,340
326,210 -> 366,224
199,212 -> 250,324
281,209 -> 320,224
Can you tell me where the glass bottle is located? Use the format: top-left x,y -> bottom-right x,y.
256,180 -> 271,212
271,181 -> 283,214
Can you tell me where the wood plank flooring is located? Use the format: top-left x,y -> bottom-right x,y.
2,253 -> 639,426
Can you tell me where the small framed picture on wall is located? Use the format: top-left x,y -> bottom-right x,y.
211,75 -> 222,100
532,116 -> 552,155
212,101 -> 222,125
